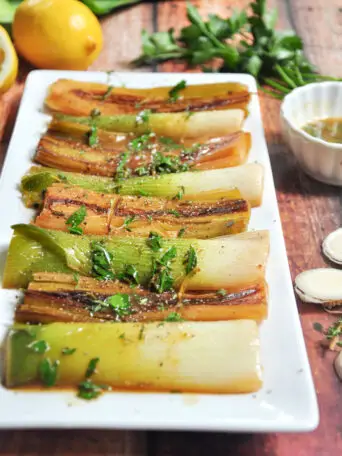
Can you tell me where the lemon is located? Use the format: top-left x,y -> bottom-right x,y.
13,0 -> 103,70
0,25 -> 18,94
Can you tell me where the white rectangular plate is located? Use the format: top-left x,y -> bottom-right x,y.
0,71 -> 318,432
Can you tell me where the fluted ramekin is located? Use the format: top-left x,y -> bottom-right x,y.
281,82 -> 342,185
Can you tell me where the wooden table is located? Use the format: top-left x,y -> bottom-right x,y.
0,1 -> 342,454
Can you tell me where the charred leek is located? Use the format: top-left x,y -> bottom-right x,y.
35,122 -> 251,176
46,79 -> 250,116
34,184 -> 250,238
5,321 -> 262,393
3,224 -> 269,289
16,272 -> 267,323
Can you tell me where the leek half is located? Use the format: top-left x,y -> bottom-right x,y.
5,321 -> 262,393
3,224 -> 269,290
35,184 -> 250,238
46,79 -> 251,116
54,110 -> 245,140
16,272 -> 268,323
21,163 -> 264,208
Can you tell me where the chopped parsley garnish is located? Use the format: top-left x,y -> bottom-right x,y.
135,166 -> 149,176
173,186 -> 185,200
168,209 -> 180,217
119,332 -> 125,339
39,358 -> 59,387
101,85 -> 113,100
28,339 -> 49,354
119,264 -> 139,284
147,231 -> 163,252
217,289 -> 227,296
61,347 -> 77,355
177,227 -> 186,238
90,241 -> 116,280
115,152 -> 131,180
73,272 -> 80,285
159,136 -> 182,149
152,152 -> 189,175
90,108 -> 101,117
147,215 -> 153,222
85,357 -> 99,378
164,312 -> 184,322
138,324 -> 145,340
168,80 -> 187,102
57,173 -> 67,182
150,246 -> 177,293
128,133 -> 154,152
87,125 -> 98,147
184,246 -> 197,275
106,293 -> 132,318
66,205 -> 87,235
137,190 -> 149,196
135,109 -> 151,125
77,380 -> 105,400
123,215 -> 136,231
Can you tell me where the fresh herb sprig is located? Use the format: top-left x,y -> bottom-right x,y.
134,0 -> 342,99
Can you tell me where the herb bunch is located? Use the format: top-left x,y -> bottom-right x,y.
134,0 -> 341,99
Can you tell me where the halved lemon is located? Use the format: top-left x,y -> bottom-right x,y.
0,25 -> 18,94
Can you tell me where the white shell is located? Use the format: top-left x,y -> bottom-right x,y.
281,81 -> 342,186
334,352 -> 342,381
322,228 -> 342,265
295,268 -> 342,305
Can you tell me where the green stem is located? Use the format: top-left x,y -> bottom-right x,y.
274,64 -> 298,90
259,86 -> 284,100
264,78 -> 291,94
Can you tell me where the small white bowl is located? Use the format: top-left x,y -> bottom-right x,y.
281,82 -> 342,185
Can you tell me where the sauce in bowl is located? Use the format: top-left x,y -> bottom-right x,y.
303,118 -> 342,144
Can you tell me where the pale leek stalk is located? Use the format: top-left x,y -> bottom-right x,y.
5,321 -> 262,393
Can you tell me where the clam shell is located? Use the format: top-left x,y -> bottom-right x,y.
294,268 -> 342,306
322,228 -> 342,265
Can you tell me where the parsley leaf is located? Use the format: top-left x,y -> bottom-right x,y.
123,215 -> 136,231
177,227 -> 186,238
87,125 -> 98,147
85,357 -> 99,378
106,293 -> 132,318
66,205 -> 87,235
61,347 -> 77,355
147,231 -> 163,252
28,340 -> 49,354
168,80 -> 187,102
102,85 -> 113,100
184,246 -> 197,275
91,241 -> 116,281
165,312 -> 184,322
39,358 -> 59,387
77,380 -> 105,400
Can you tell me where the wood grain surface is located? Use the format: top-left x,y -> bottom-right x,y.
0,1 -> 342,454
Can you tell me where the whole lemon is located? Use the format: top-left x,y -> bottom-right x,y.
13,0 -> 103,70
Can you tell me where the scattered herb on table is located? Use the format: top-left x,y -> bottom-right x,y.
133,0 -> 342,99
66,205 -> 87,235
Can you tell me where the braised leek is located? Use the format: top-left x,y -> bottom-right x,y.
16,272 -> 267,323
21,163 -> 264,208
46,79 -> 250,116
54,109 -> 245,140
5,321 -> 262,393
3,224 -> 269,289
34,184 -> 250,238
35,122 -> 251,176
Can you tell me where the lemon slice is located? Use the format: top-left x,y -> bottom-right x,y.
0,25 -> 18,94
